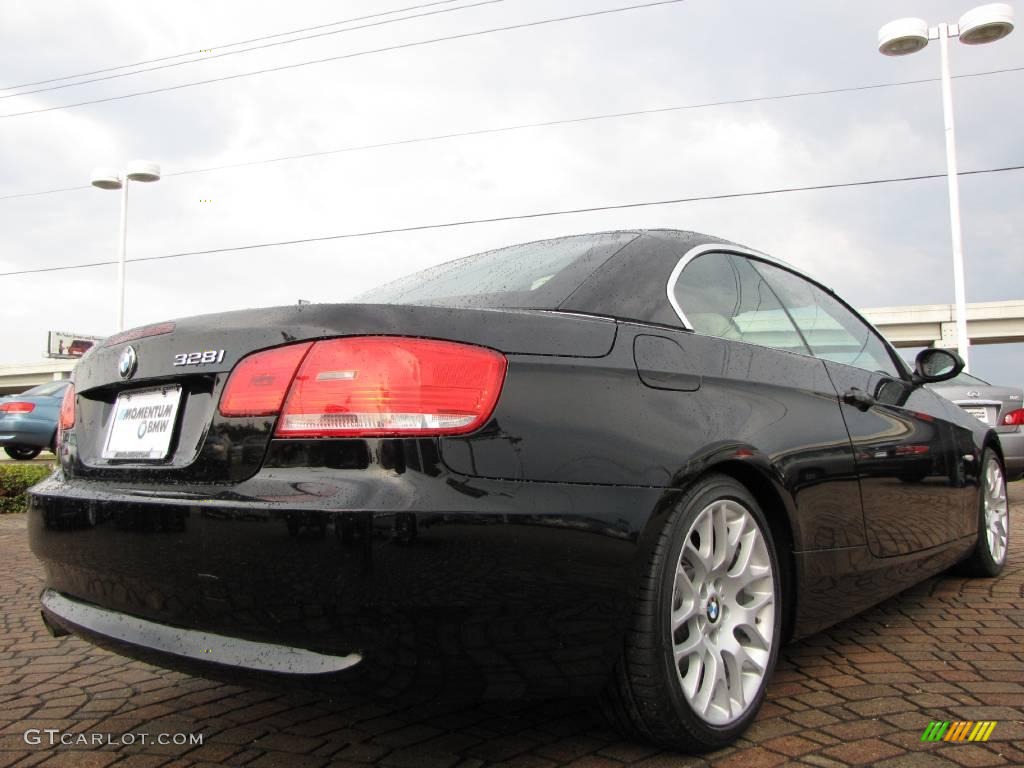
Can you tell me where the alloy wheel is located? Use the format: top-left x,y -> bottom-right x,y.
984,456 -> 1009,565
670,499 -> 776,726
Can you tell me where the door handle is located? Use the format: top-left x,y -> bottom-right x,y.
843,387 -> 876,412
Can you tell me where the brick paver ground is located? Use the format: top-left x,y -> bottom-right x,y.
1,484 -> 1022,767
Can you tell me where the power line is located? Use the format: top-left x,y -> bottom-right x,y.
0,0 -> 503,101
2,65 -> 1020,203
0,0 -> 687,119
0,0 -> 460,92
1,164 -> 1020,278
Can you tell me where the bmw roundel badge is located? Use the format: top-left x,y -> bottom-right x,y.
706,596 -> 720,623
118,346 -> 138,380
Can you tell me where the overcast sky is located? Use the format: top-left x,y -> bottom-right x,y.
1,0 -> 1021,383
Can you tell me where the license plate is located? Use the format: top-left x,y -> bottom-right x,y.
102,386 -> 182,460
962,406 -> 989,424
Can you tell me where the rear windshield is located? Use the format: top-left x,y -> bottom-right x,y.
356,232 -> 637,309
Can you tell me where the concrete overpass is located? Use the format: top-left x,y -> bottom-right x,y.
860,299 -> 1024,349
0,299 -> 1021,394
0,360 -> 73,395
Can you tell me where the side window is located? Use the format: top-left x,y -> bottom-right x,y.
752,260 -> 900,376
672,252 -> 809,355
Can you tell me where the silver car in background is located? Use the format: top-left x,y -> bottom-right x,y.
930,371 -> 1023,481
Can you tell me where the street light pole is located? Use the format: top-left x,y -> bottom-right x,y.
878,4 -> 1015,372
117,180 -> 129,333
91,161 -> 161,332
937,23 -> 971,368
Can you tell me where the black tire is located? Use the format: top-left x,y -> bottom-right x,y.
599,474 -> 782,752
4,445 -> 41,461
958,448 -> 1009,577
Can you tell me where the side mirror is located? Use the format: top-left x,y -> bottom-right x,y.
912,348 -> 964,386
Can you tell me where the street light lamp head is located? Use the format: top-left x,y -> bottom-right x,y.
125,160 -> 161,183
878,17 -> 930,55
958,3 -> 1014,44
90,168 -> 123,190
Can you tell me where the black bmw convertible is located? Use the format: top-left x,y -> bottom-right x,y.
28,230 -> 1010,751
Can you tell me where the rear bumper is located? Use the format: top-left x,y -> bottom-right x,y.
996,427 -> 1024,479
28,469 -> 673,696
0,413 -> 54,448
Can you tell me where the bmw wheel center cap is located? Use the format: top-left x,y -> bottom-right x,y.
706,595 -> 721,623
119,346 -> 137,380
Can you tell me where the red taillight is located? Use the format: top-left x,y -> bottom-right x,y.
219,337 -> 507,436
59,385 -> 75,430
277,337 -> 506,437
1004,408 -> 1024,426
0,401 -> 35,413
218,343 -> 313,417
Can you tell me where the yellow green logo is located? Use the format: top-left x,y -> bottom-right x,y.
921,721 -> 997,742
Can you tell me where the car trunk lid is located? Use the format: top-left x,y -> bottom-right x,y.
66,304 -> 616,483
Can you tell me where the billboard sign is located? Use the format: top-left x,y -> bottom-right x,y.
47,332 -> 104,359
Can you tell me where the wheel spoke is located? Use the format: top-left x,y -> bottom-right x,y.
679,643 -> 704,698
672,599 -> 699,631
712,502 -> 731,570
725,515 -> 750,574
736,618 -> 771,652
680,548 -> 709,591
726,560 -> 770,594
693,648 -> 722,716
737,588 -> 773,614
674,630 -> 703,663
675,564 -> 698,601
693,509 -> 713,562
719,639 -> 764,715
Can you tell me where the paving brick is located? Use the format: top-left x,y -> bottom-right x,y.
941,745 -> 1009,767
785,709 -> 841,728
873,753 -> 960,768
332,742 -> 393,763
742,717 -> 801,741
801,756 -> 849,768
821,737 -> 904,765
713,746 -> 788,768
562,757 -> 626,768
825,719 -> 896,740
760,734 -> 818,757
114,756 -> 175,768
834,683 -> 901,701
33,753 -> 122,768
845,696 -> 919,716
249,751 -> 328,768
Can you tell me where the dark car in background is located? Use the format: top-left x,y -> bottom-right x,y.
28,231 -> 1009,752
930,371 -> 1023,481
0,379 -> 71,459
